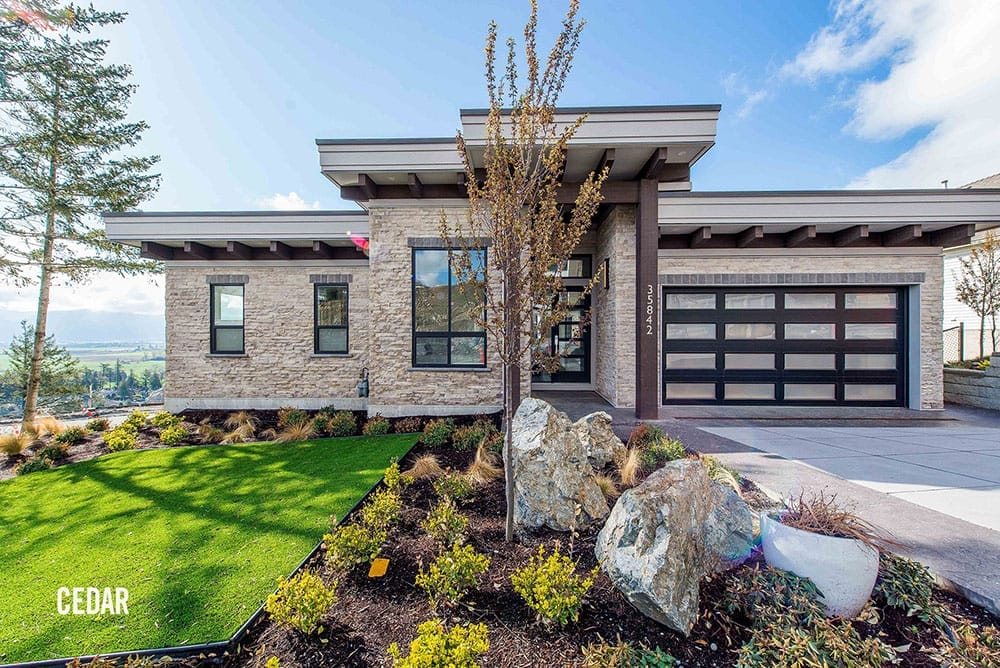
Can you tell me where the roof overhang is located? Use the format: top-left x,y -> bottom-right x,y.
103,211 -> 370,262
658,189 -> 1000,249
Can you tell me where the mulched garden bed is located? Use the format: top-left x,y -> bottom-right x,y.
224,444 -> 998,668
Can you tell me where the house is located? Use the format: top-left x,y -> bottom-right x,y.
942,172 -> 1000,361
103,105 -> 1000,419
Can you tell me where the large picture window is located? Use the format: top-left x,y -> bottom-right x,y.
315,284 -> 349,354
210,284 -> 244,354
412,248 -> 486,367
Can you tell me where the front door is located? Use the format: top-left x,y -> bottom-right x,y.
533,288 -> 592,384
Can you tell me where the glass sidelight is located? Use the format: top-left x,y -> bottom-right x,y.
533,287 -> 592,383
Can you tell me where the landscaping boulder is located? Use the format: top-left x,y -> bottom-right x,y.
595,459 -> 753,635
510,398 -> 613,533
571,410 -> 625,469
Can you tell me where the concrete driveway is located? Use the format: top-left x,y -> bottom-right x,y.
700,425 -> 1000,531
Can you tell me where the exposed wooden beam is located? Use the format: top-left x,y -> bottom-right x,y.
833,224 -> 869,247
183,241 -> 213,260
737,225 -> 764,248
269,240 -> 292,260
596,148 -> 615,176
690,226 -> 712,248
558,181 -> 639,205
225,241 -> 253,260
357,173 -> 378,200
929,224 -> 977,248
640,147 -> 669,180
340,179 -> 642,203
882,224 -> 923,246
141,241 -> 174,261
592,204 -> 614,229
407,173 -> 423,198
312,240 -> 336,259
784,225 -> 817,248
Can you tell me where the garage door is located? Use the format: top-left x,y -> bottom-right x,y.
662,287 -> 906,406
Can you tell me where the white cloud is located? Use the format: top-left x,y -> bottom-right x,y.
722,72 -> 770,119
784,0 -> 1000,188
258,191 -> 321,210
0,272 -> 164,316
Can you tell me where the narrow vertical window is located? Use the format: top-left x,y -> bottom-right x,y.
315,284 -> 349,354
412,248 -> 486,367
210,284 -> 244,354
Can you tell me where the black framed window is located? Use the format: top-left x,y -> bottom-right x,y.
210,284 -> 244,354
315,284 -> 349,354
550,254 -> 592,278
412,248 -> 486,367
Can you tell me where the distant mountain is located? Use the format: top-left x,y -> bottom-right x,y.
0,310 -> 165,345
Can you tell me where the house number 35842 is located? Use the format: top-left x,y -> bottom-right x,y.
645,284 -> 655,335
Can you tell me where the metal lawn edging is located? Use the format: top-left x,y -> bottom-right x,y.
0,441 -> 417,668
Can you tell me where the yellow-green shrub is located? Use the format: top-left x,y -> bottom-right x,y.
324,523 -> 386,570
383,459 -> 412,491
511,544 -> 595,626
415,541 -> 490,610
103,423 -> 138,451
85,417 -> 110,432
359,488 -> 402,532
264,570 -> 337,635
123,409 -> 148,429
159,423 -> 189,446
388,619 -> 489,668
421,497 -> 468,546
432,472 -> 474,503
150,411 -> 180,428
54,426 -> 88,445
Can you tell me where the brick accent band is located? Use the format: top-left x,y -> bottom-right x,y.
205,274 -> 248,284
309,274 -> 353,284
658,272 -> 926,286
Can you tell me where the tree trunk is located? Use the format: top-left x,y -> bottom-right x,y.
980,312 -> 987,360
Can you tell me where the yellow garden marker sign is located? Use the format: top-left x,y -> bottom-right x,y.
368,558 -> 389,578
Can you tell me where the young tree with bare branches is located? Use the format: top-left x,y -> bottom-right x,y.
955,231 -> 1000,358
440,0 -> 608,541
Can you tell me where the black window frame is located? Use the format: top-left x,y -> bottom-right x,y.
411,247 -> 487,368
314,283 -> 350,354
209,283 -> 245,355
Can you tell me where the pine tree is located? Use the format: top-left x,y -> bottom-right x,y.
0,4 -> 160,428
0,320 -> 82,406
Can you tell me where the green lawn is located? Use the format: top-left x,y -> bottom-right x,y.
0,434 -> 417,663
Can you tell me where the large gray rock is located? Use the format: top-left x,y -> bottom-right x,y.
595,459 -> 753,635
572,411 -> 625,469
511,398 -> 615,532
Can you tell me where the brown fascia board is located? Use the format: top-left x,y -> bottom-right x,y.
661,188 -> 1000,197
459,104 -> 723,115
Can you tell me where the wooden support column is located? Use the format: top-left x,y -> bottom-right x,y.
636,179 -> 659,419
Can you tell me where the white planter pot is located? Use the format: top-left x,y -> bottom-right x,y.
759,511 -> 879,619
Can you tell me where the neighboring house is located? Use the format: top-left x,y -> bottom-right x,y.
103,105 -> 1000,419
942,172 -> 1000,360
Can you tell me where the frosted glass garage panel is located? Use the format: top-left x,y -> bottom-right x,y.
725,323 -> 775,339
725,353 -> 775,370
845,323 -> 897,339
664,383 -> 716,400
844,384 -> 896,401
725,293 -> 775,309
665,353 -> 716,369
784,384 -> 836,401
845,354 -> 897,370
785,293 -> 835,309
725,383 -> 774,400
665,293 -> 716,310
846,293 -> 897,309
665,323 -> 716,339
784,323 -> 836,340
784,354 -> 836,370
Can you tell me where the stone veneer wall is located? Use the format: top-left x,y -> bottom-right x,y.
943,357 -> 1000,409
366,202 -> 504,416
163,262 -> 369,412
593,205 -> 637,407
657,249 -> 944,409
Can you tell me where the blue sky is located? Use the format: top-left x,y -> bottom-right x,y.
3,0 -> 1000,315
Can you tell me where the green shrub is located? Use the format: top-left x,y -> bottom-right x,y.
432,472 -> 474,503
415,541 -> 491,610
264,570 -> 337,635
54,426 -> 88,445
451,419 -> 499,452
422,497 -> 468,546
511,544 -> 595,626
719,564 -> 825,630
123,409 -> 148,429
311,413 -> 331,436
277,407 -> 310,428
874,553 -> 945,627
327,410 -> 357,437
582,642 -> 679,668
159,423 -> 190,446
737,618 -> 895,668
422,418 -> 455,446
627,422 -> 661,448
85,417 -> 110,432
641,434 -> 687,469
383,459 -> 412,491
388,619 -> 489,668
359,488 -> 402,531
324,522 -> 386,570
15,457 -> 51,475
150,411 -> 180,428
394,416 -> 424,434
363,414 -> 391,436
103,423 -> 139,451
37,443 -> 70,461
